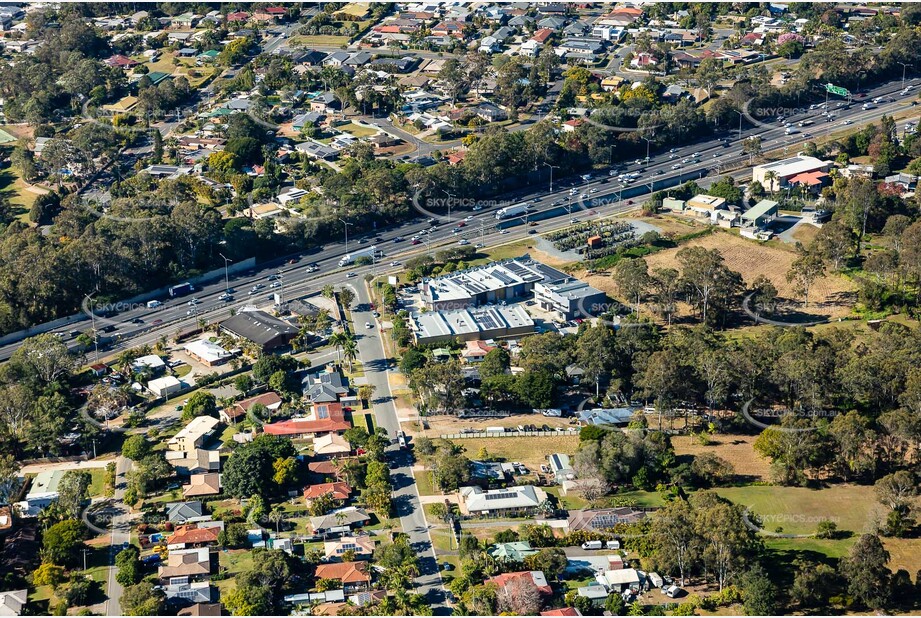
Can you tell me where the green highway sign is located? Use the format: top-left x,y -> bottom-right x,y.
825,83 -> 850,97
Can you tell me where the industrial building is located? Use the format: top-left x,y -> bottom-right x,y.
534,277 -> 608,320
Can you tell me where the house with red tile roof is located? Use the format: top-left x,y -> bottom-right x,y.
446,150 -> 467,166
166,525 -> 221,549
542,609 -> 581,616
226,11 -> 250,22
531,28 -> 554,43
314,561 -> 371,592
221,391 -> 283,423
105,54 -> 139,69
262,402 -> 350,438
788,170 -> 830,189
303,482 -> 352,506
462,340 -> 495,362
488,570 -> 553,595
183,473 -> 221,498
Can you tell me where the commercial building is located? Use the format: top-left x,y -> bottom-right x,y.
220,310 -> 298,352
411,304 -> 535,345
148,375 -> 183,398
534,278 -> 608,320
421,257 -> 568,310
752,155 -> 833,192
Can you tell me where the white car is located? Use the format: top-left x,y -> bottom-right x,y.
671,163 -> 682,170
580,193 -> 589,198
841,119 -> 853,125
589,188 -> 598,193
270,281 -> 281,288
389,261 -> 401,267
187,298 -> 199,306
500,229 -> 510,235
346,272 -> 357,278
218,293 -> 231,301
365,322 -> 373,329
472,204 -> 483,211
458,239 -> 470,245
475,243 -> 485,248
464,216 -> 473,222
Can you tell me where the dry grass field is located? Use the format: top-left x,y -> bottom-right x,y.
446,435 -> 580,471
672,433 -> 772,483
583,230 -> 856,319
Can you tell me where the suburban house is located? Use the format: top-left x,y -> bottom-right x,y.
15,470 -> 64,516
183,473 -> 222,499
313,561 -> 371,593
303,482 -> 352,507
541,608 -> 581,616
313,433 -> 352,458
220,310 -> 298,352
487,541 -> 539,563
577,408 -> 634,426
262,402 -> 351,438
166,524 -> 222,550
168,416 -> 221,452
158,548 -> 213,584
487,570 -> 553,596
310,507 -> 370,535
459,485 -> 548,516
461,340 -> 494,363
183,339 -> 232,366
323,534 -> 376,561
166,449 -> 220,476
164,582 -> 214,606
596,568 -> 642,592
221,392 -> 283,424
177,601 -> 221,616
302,367 -> 349,403
740,199 -> 779,228
166,501 -> 209,525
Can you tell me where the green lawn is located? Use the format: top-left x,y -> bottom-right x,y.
335,122 -> 377,138
88,468 -> 108,497
0,166 -> 40,222
714,484 -> 882,536
413,469 -> 437,496
544,486 -> 589,511
607,490 -> 667,508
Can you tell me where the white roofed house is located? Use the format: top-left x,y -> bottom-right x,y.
0,589 -> 27,616
184,339 -> 232,366
459,485 -> 549,517
168,416 -> 221,452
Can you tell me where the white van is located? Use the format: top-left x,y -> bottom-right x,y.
581,540 -> 603,550
605,540 -> 621,550
666,585 -> 682,598
146,300 -> 162,308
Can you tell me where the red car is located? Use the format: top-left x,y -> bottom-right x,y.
412,239 -> 421,245
457,221 -> 466,227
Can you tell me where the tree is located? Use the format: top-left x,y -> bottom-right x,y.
0,454 -> 19,506
496,575 -> 542,615
479,347 -> 510,380
790,560 -> 837,609
223,442 -> 275,498
120,583 -> 165,616
677,247 -> 743,325
740,565 -> 778,615
651,499 -> 696,587
749,275 -> 777,316
692,493 -> 758,592
524,547 -> 568,580
839,534 -> 891,609
56,470 -> 91,518
9,333 -> 76,387
613,258 -> 650,314
182,390 -> 217,421
875,471 -> 916,537
115,545 -> 142,586
32,562 -> 66,588
41,520 -> 86,566
786,244 -> 826,307
121,435 -> 150,461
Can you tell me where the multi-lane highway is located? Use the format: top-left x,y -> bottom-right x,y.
3,78 -> 917,362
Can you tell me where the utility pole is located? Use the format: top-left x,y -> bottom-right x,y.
219,253 -> 232,292
898,62 -> 910,89
442,190 -> 454,222
735,110 -> 743,140
85,292 -> 99,363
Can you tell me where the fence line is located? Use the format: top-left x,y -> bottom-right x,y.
440,429 -> 580,439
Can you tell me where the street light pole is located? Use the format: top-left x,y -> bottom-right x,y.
85,292 -> 99,363
218,253 -> 232,292
898,62 -> 910,89
544,162 -> 559,193
338,218 -> 352,254
442,190 -> 454,222
735,110 -> 743,140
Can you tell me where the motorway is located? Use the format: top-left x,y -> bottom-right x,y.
2,77 -> 918,363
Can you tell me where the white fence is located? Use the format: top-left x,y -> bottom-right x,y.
441,428 -> 580,439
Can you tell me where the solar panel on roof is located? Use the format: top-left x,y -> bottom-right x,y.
486,492 -> 517,501
492,270 -> 515,285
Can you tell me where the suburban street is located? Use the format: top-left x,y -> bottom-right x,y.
349,282 -> 450,614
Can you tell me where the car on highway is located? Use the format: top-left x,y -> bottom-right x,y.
268,274 -> 280,280
187,298 -> 199,306
346,272 -> 357,278
270,281 -> 281,288
458,238 -> 470,245
475,243 -> 485,248
500,229 -> 510,234
411,239 -> 421,245
570,218 -> 579,224
392,236 -> 403,243
472,204 -> 483,211
590,188 -> 598,193
219,293 -> 232,301
580,193 -> 588,198
841,119 -> 853,125
389,261 -> 401,267
464,216 -> 473,222
671,164 -> 682,170
528,229 -> 537,235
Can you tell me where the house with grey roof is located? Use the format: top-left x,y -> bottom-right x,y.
460,485 -> 548,516
166,501 -> 208,524
301,367 -> 349,403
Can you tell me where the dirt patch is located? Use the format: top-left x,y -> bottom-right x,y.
450,435 -> 581,471
617,213 -> 703,237
672,433 -> 772,483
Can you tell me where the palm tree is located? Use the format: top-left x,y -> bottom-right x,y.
115,349 -> 140,376
268,507 -> 285,535
342,336 -> 359,372
329,331 -> 347,364
321,284 -> 335,299
764,170 -> 778,196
